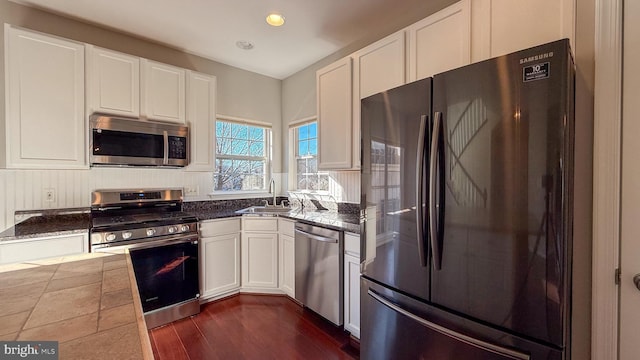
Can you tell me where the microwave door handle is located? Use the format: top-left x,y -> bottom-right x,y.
163,130 -> 169,165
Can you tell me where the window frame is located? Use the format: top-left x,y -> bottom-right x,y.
212,115 -> 272,193
288,117 -> 329,193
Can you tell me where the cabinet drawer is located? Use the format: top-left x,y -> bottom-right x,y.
345,232 -> 360,256
200,218 -> 241,237
278,219 -> 295,237
242,218 -> 278,232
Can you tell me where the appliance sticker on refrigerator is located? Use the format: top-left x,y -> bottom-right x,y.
523,62 -> 550,82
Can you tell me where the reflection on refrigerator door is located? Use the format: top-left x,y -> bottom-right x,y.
362,279 -> 562,360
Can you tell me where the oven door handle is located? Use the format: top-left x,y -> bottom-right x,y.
128,236 -> 198,251
94,235 -> 198,252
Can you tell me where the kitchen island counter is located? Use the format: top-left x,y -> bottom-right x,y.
0,252 -> 152,360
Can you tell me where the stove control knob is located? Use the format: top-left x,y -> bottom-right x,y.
106,233 -> 116,241
146,229 -> 156,237
122,232 -> 132,239
181,225 -> 190,232
168,226 -> 177,234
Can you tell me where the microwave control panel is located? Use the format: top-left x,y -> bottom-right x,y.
168,136 -> 187,159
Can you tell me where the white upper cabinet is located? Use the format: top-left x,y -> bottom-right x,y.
4,25 -> 86,169
317,56 -> 353,170
406,0 -> 471,82
353,31 -> 406,100
352,31 -> 406,169
141,59 -> 186,123
470,0 -> 575,62
185,71 -> 216,171
86,45 -> 140,117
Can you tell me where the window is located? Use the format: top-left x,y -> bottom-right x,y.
293,122 -> 328,191
214,119 -> 271,191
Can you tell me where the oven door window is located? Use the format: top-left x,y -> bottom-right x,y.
93,129 -> 164,159
129,240 -> 199,313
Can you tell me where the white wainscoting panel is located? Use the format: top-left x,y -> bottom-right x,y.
0,169 -> 213,231
328,171 -> 360,203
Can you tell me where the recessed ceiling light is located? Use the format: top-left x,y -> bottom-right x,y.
266,13 -> 285,27
236,41 -> 254,50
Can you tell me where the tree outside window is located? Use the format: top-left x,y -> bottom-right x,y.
214,120 -> 271,191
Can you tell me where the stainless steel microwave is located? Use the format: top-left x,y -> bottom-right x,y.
90,114 -> 189,167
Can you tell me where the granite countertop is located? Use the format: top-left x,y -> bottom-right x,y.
191,208 -> 361,234
0,252 -> 152,360
0,201 -> 361,242
281,209 -> 361,234
0,213 -> 91,242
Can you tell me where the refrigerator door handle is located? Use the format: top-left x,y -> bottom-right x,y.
368,289 -> 530,360
415,114 -> 428,267
429,112 -> 443,270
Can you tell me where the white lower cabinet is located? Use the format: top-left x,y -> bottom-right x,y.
0,233 -> 88,265
344,232 -> 361,338
278,219 -> 296,297
200,219 -> 241,300
241,218 -> 279,292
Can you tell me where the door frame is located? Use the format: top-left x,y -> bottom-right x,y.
592,0 -> 622,359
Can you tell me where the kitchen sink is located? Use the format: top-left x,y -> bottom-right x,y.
236,206 -> 292,214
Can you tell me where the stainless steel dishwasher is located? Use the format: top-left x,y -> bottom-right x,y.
295,222 -> 344,326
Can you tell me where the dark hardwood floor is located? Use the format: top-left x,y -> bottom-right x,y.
149,294 -> 359,360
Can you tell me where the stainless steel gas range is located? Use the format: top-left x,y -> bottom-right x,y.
90,188 -> 200,329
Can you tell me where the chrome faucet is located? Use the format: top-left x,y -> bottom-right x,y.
268,178 -> 276,206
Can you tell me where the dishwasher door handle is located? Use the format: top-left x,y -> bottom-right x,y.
295,229 -> 338,243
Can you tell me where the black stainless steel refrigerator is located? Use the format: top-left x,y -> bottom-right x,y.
360,39 -> 574,360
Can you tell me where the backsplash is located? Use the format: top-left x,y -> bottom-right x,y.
0,169 -> 360,231
183,197 -> 289,213
0,168 -> 213,231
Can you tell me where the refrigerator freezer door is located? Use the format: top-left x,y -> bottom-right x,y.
430,39 -> 574,347
361,279 -> 563,360
360,78 -> 432,302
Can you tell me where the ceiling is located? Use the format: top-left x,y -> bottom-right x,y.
10,0 -> 451,79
